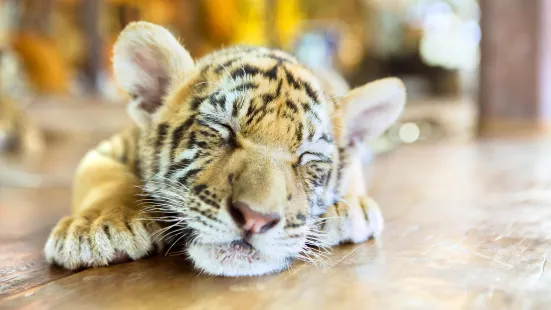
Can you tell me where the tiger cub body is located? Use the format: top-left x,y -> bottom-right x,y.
45,22 -> 406,276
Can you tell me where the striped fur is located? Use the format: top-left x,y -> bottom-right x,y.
45,22 -> 405,276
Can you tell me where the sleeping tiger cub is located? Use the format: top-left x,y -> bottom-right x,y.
44,21 -> 406,276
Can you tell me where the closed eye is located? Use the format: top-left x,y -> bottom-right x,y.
298,151 -> 332,165
198,116 -> 237,147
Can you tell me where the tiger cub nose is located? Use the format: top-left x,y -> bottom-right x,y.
229,201 -> 281,234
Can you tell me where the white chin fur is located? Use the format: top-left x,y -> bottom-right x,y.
187,243 -> 290,277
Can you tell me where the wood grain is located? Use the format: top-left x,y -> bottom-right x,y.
0,188 -> 74,298
2,138 -> 551,309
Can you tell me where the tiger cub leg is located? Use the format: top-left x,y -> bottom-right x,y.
320,194 -> 384,247
44,150 -> 163,270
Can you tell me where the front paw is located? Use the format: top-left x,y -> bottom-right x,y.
44,207 -> 164,270
321,196 -> 384,246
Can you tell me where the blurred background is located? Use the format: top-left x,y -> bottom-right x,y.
0,0 -> 546,188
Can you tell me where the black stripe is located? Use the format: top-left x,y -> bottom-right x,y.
232,97 -> 242,117
210,93 -> 227,111
166,158 -> 193,178
231,64 -> 261,80
319,133 -> 333,143
284,68 -> 301,89
166,147 -> 203,178
227,82 -> 258,93
154,123 -> 170,174
312,172 -> 325,187
198,130 -> 216,138
325,169 -> 333,187
264,65 -> 279,80
103,225 -> 111,239
336,147 -> 346,191
231,64 -> 280,81
283,67 -> 320,103
320,219 -> 328,231
263,93 -> 275,104
187,132 -> 208,149
170,118 -> 194,161
246,104 -> 257,122
285,100 -> 299,113
190,95 -> 207,111
155,123 -> 169,150
303,81 -> 320,103
275,80 -> 283,97
284,223 -> 302,229
298,151 -> 331,163
245,103 -> 268,126
297,123 -> 304,143
199,116 -> 236,138
301,102 -> 321,121
177,168 -> 202,186
125,222 -> 134,235
307,126 -> 315,141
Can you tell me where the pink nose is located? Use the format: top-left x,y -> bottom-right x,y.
229,201 -> 281,234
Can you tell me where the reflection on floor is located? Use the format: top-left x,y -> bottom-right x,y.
1,101 -> 551,309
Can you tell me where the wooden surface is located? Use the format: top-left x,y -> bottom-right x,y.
2,136 -> 551,309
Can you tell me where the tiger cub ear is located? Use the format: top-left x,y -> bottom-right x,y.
341,77 -> 406,146
113,21 -> 194,125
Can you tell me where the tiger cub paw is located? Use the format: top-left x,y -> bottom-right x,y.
321,196 -> 384,246
44,206 -> 164,270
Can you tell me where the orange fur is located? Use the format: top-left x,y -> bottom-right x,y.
45,22 -> 406,276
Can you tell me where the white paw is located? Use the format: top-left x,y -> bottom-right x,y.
321,196 -> 384,246
355,196 -> 384,242
44,213 -> 163,270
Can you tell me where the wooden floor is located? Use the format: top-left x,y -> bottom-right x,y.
2,131 -> 551,309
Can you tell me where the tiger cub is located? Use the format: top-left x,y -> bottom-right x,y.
44,21 -> 406,276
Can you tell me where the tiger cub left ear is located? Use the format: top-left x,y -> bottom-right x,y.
341,77 -> 406,146
113,21 -> 194,125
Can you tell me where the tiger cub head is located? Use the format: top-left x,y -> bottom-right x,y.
113,22 -> 405,276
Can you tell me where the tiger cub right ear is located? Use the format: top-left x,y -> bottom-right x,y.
341,77 -> 406,146
113,21 -> 194,126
